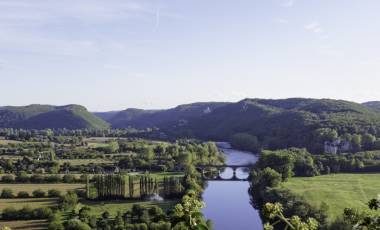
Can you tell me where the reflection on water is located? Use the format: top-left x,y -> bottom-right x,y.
202,142 -> 263,230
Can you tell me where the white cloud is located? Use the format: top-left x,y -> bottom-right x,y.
304,21 -> 323,33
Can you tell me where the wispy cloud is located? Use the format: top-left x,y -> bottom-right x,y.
304,21 -> 323,33
154,7 -> 161,31
0,0 -> 180,58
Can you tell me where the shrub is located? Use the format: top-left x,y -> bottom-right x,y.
48,221 -> 64,230
48,189 -> 61,197
17,191 -> 30,198
1,175 -> 15,183
32,189 -> 46,198
18,206 -> 33,220
1,206 -> 53,220
46,175 -> 62,183
16,172 -> 30,183
30,174 -> 45,183
1,207 -> 18,220
1,188 -> 14,198
64,219 -> 91,230
33,207 -> 53,219
63,175 -> 76,183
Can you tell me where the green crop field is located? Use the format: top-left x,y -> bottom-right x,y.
57,158 -> 115,166
0,219 -> 48,230
0,183 -> 84,194
0,198 -> 58,211
281,173 -> 380,221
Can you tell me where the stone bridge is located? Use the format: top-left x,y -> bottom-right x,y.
196,164 -> 255,181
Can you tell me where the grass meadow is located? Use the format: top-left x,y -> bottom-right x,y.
281,173 -> 380,221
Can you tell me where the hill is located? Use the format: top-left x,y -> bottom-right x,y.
104,102 -> 229,129
182,98 -> 380,150
363,101 -> 380,112
100,98 -> 380,152
0,104 -> 110,129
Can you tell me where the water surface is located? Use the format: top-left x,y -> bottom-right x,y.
202,143 -> 263,230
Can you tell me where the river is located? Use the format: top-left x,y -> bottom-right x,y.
202,142 -> 263,230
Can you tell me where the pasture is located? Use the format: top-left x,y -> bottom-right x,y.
0,220 -> 48,230
0,198 -> 58,211
0,183 -> 84,194
281,173 -> 380,221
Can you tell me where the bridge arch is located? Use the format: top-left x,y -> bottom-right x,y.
196,164 -> 254,181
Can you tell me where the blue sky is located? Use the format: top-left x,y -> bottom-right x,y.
1,0 -> 380,111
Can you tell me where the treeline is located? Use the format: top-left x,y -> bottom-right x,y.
0,173 -> 87,184
88,174 -> 184,200
229,128 -> 380,154
1,188 -> 61,198
2,206 -> 53,221
256,148 -> 380,179
0,128 -> 149,142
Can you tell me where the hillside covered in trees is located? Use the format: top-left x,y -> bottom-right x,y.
0,104 -> 109,130
97,98 -> 380,153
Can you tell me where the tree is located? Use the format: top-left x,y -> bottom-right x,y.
352,134 -> 362,152
64,219 -> 91,230
172,191 -> 209,230
257,150 -> 295,180
230,133 -> 261,152
262,202 -> 319,230
17,191 -> 30,198
343,195 -> 380,229
33,189 -> 46,198
251,167 -> 282,189
48,189 -> 61,197
362,133 -> 376,150
1,188 -> 14,198
79,206 -> 91,223
61,191 -> 78,210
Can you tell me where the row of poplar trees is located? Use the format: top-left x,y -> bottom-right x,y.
88,175 -> 183,200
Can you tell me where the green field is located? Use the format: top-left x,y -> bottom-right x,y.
0,219 -> 47,230
0,139 -> 23,144
0,183 -> 84,194
58,158 -> 115,166
281,173 -> 380,221
0,198 -> 58,211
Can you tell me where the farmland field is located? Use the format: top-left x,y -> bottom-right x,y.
281,173 -> 380,221
0,219 -> 48,230
0,198 -> 58,211
0,183 -> 84,194
57,158 -> 115,166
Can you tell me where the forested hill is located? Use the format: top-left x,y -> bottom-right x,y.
363,101 -> 380,112
98,98 -> 380,153
0,104 -> 110,129
100,102 -> 229,129
182,99 -> 380,150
